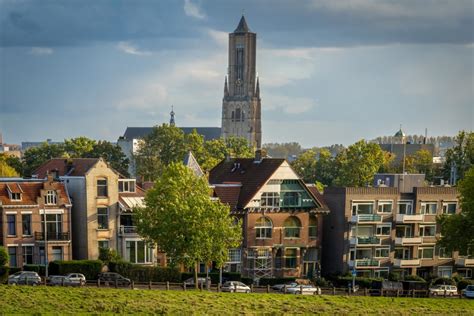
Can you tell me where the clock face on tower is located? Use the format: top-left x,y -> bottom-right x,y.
235,79 -> 242,86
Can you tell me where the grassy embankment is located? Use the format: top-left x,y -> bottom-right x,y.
0,285 -> 473,314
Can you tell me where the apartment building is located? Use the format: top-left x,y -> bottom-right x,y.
209,155 -> 329,281
0,176 -> 72,267
323,174 -> 472,279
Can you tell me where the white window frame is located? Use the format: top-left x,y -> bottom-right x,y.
397,200 -> 413,215
442,202 -> 457,215
420,202 -> 437,215
374,247 -> 390,258
375,223 -> 391,236
377,200 -> 393,214
419,225 -> 436,237
457,268 -> 472,279
374,268 -> 390,278
10,192 -> 22,201
437,247 -> 452,259
437,266 -> 453,278
418,247 -> 435,260
45,190 -> 57,205
255,217 -> 273,239
351,201 -> 375,216
125,239 -> 153,264
260,192 -> 280,208
118,179 -> 136,193
227,248 -> 241,263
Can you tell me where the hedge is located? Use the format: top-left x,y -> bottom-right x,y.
258,277 -> 296,286
432,277 -> 456,286
109,261 -> 181,282
333,276 -> 384,289
48,260 -> 103,280
457,279 -> 474,291
180,272 -> 242,284
0,266 -> 9,284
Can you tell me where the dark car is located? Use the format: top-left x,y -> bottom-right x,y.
98,272 -> 131,286
8,271 -> 42,286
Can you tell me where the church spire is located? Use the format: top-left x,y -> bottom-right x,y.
169,105 -> 175,126
255,76 -> 260,98
234,15 -> 250,33
224,76 -> 229,97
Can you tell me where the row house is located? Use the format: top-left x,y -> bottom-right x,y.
209,154 -> 329,281
0,176 -> 72,267
323,174 -> 472,280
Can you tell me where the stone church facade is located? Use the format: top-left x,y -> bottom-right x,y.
221,16 -> 262,149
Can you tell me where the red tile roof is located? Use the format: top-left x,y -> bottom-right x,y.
34,158 -> 100,178
213,185 -> 242,210
306,184 -> 329,211
0,181 -> 70,206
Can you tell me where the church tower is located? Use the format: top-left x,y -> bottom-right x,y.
221,15 -> 262,149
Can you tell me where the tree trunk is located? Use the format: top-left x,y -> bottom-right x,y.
194,261 -> 199,289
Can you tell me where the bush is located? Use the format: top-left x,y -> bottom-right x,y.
334,276 -> 383,289
258,277 -> 296,286
0,246 -> 8,266
241,277 -> 253,285
388,272 -> 401,282
457,279 -> 474,291
0,266 -> 9,284
109,261 -> 181,282
99,248 -> 121,264
431,277 -> 456,286
313,277 -> 332,287
23,265 -> 46,276
403,275 -> 426,282
180,272 -> 242,284
49,260 -> 103,280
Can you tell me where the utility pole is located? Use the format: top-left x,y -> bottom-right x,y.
43,210 -> 49,279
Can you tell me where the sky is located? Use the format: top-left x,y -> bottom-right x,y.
0,0 -> 473,148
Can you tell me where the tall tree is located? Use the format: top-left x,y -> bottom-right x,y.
64,137 -> 96,158
135,163 -> 241,287
0,156 -> 19,177
225,136 -> 254,158
23,142 -> 67,176
291,149 -> 317,183
315,148 -> 337,187
437,166 -> 474,255
443,131 -> 474,182
85,141 -> 130,177
334,140 -> 385,187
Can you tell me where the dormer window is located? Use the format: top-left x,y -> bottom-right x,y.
45,190 -> 57,205
11,192 -> 21,201
6,183 -> 23,201
119,179 -> 136,193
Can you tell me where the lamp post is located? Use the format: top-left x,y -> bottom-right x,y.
43,211 -> 49,279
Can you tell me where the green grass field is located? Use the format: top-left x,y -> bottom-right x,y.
0,285 -> 473,315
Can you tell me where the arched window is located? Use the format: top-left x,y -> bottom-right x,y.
309,216 -> 318,238
260,192 -> 280,208
231,111 -> 235,122
283,192 -> 301,207
235,108 -> 241,121
284,216 -> 301,238
241,111 -> 245,121
255,217 -> 272,239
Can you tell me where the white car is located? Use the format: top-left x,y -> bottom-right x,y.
286,285 -> 321,295
429,285 -> 458,296
272,282 -> 298,291
221,281 -> 251,293
64,273 -> 86,286
462,285 -> 474,299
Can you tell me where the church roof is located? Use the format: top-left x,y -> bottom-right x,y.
183,151 -> 204,177
234,15 -> 250,33
122,127 -> 221,141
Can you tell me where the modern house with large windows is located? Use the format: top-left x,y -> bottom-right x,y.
322,174 -> 471,280
0,176 -> 72,267
209,154 -> 329,281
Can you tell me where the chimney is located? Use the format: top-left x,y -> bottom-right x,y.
254,149 -> 263,163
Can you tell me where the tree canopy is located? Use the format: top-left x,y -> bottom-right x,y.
134,163 -> 241,285
0,154 -> 19,177
437,166 -> 474,255
443,131 -> 474,182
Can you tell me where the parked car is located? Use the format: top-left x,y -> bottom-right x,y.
184,277 -> 211,286
429,285 -> 458,296
221,281 -> 251,293
462,285 -> 474,299
64,273 -> 86,286
8,271 -> 42,286
98,272 -> 131,286
272,282 -> 298,291
48,275 -> 67,286
286,285 -> 321,295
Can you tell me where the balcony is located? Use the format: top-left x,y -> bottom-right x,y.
395,214 -> 424,223
455,258 -> 474,267
349,259 -> 380,268
394,237 -> 422,245
350,236 -> 381,246
393,258 -> 421,267
119,226 -> 138,235
351,214 -> 382,223
35,231 -> 70,241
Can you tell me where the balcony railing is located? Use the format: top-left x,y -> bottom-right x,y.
350,259 -> 380,268
455,258 -> 474,267
395,214 -> 424,223
393,258 -> 421,267
119,226 -> 138,235
350,236 -> 381,246
394,236 -> 422,245
35,231 -> 70,241
351,214 -> 382,223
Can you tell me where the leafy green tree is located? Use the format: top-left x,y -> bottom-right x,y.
315,149 -> 337,186
23,142 -> 67,176
98,247 -> 121,265
437,166 -> 474,255
263,142 -> 303,158
0,246 -> 9,266
86,141 -> 130,177
225,136 -> 254,158
334,140 -> 385,187
291,149 -> 317,183
64,137 -> 96,158
443,131 -> 474,182
135,163 -> 241,287
0,154 -> 19,177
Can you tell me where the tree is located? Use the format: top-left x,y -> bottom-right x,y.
64,137 -> 96,158
0,154 -> 19,177
85,141 -> 130,177
98,247 -> 121,265
437,166 -> 474,255
225,136 -> 254,158
291,149 -> 317,183
23,142 -> 67,176
443,131 -> 474,182
135,163 -> 241,287
0,246 -> 8,266
315,149 -> 337,187
334,140 -> 385,187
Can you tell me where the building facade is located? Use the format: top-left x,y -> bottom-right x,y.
0,177 -> 72,267
221,16 -> 262,149
209,156 -> 328,281
323,179 -> 472,279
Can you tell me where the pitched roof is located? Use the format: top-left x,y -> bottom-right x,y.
234,15 -> 250,33
183,151 -> 204,177
119,186 -> 146,211
213,184 -> 241,210
306,184 -> 330,211
209,158 -> 285,209
122,127 -> 222,141
0,181 -> 70,206
34,158 -> 100,178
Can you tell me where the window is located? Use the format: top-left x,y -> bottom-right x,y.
22,246 -> 33,265
8,247 -> 17,267
437,266 -> 452,278
255,217 -> 272,239
97,179 -> 108,197
442,203 -> 457,215
7,214 -> 16,236
22,214 -> 32,236
119,180 -> 136,193
44,190 -> 57,205
284,216 -> 301,238
11,192 -> 21,201
418,247 -> 434,259
228,249 -> 241,263
97,207 -> 109,229
125,240 -> 153,264
377,201 -> 393,213
457,269 -> 472,279
420,202 -> 437,215
419,225 -> 436,237
352,202 -> 374,215
375,247 -> 390,258
41,214 -> 63,239
396,225 -> 413,238
39,247 -> 45,265
376,224 -> 391,236
284,248 -> 297,269
374,269 -> 389,279
437,247 -> 452,259
398,201 -> 413,214
98,240 -> 110,250
395,248 -> 411,259
308,216 -> 318,238
283,192 -> 301,207
260,192 -> 280,208
52,246 -> 63,261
